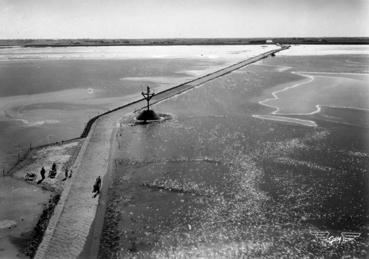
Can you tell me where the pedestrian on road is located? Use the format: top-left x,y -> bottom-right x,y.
62,168 -> 68,181
37,167 -> 46,184
51,162 -> 57,172
92,176 -> 102,198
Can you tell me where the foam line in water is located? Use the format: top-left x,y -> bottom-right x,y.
258,71 -> 315,115
252,114 -> 317,127
320,105 -> 369,112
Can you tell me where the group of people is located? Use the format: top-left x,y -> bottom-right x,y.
37,162 -> 72,184
36,162 -> 102,198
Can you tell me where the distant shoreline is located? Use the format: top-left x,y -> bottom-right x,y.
1,37 -> 368,48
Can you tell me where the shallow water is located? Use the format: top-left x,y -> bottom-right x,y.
0,45 -> 277,170
254,51 -> 369,127
261,72 -> 369,114
279,44 -> 369,56
101,50 -> 369,257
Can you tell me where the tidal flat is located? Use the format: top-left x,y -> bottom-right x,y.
0,45 -> 368,258
0,45 -> 278,258
0,45 -> 274,171
99,49 -> 369,258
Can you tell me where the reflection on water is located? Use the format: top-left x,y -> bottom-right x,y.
279,44 -> 369,56
101,50 -> 369,256
0,45 -> 274,61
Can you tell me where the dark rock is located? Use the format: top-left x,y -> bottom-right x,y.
136,110 -> 160,122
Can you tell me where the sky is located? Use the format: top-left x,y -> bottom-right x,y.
0,0 -> 368,39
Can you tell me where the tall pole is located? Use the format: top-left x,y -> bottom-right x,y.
147,86 -> 150,110
141,86 -> 155,111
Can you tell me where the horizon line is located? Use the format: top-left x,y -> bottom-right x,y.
1,36 -> 369,41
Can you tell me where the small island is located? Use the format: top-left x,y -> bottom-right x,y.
136,86 -> 160,122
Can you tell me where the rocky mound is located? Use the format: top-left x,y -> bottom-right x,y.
136,110 -> 160,122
